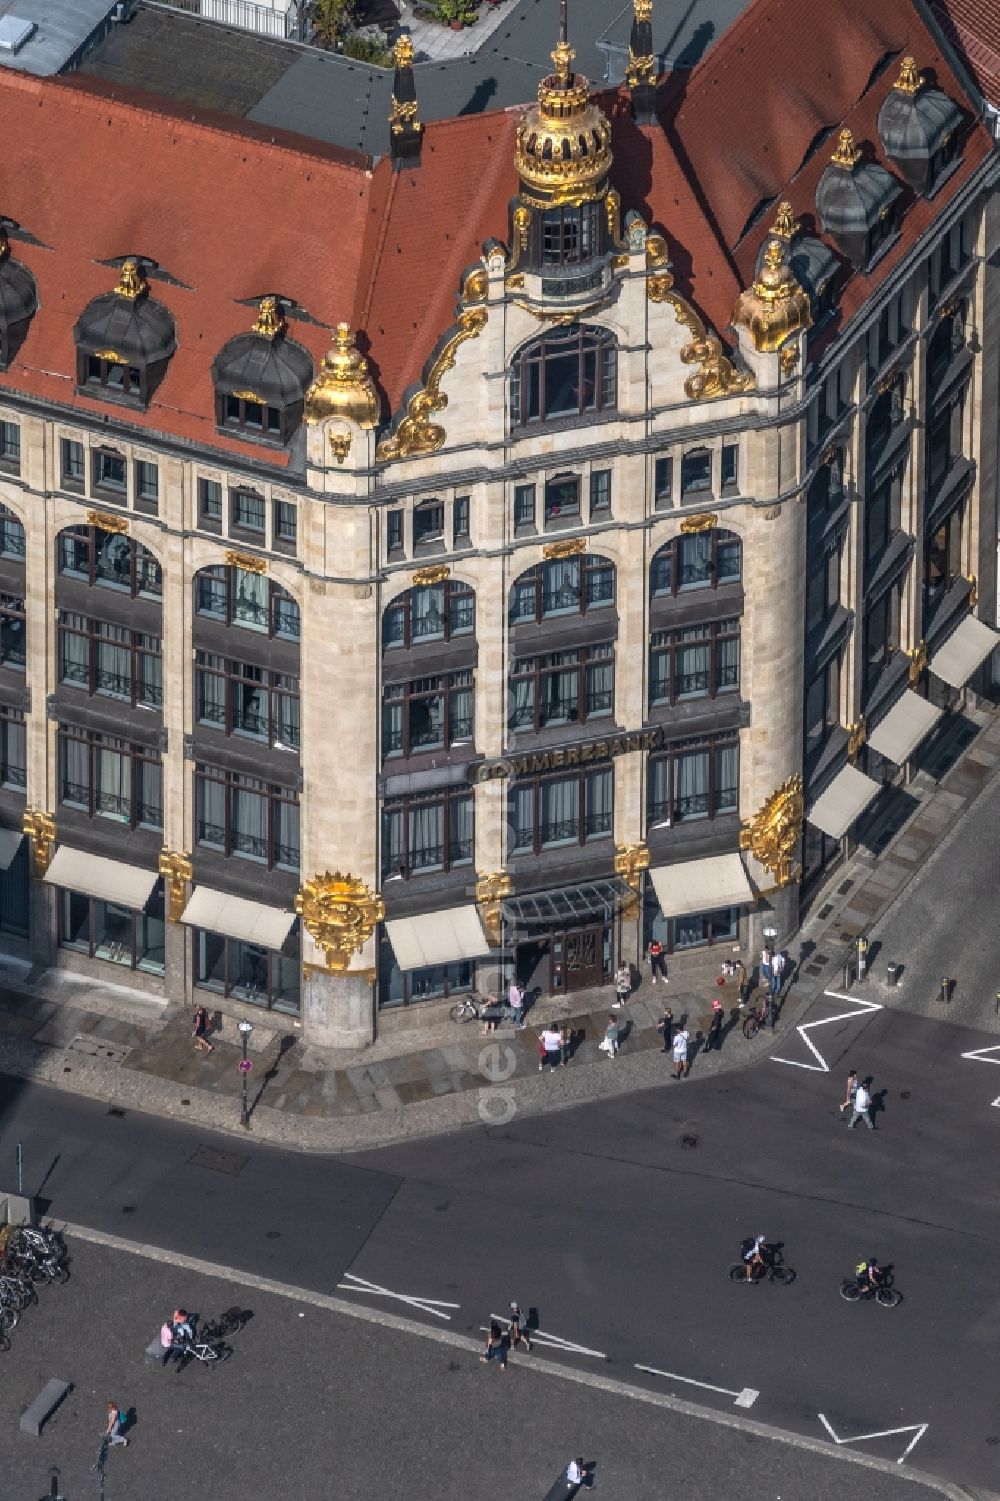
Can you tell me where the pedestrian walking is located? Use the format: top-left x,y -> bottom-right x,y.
613,961 -> 631,1008
559,1023 -> 573,1066
671,1024 -> 689,1078
839,1068 -> 859,1114
656,1006 -> 674,1053
508,979 -> 525,1030
703,1000 -> 724,1052
733,959 -> 749,1007
771,950 -> 786,998
104,1402 -> 129,1449
598,1015 -> 619,1059
647,937 -> 668,984
540,1023 -> 562,1071
192,1005 -> 213,1054
480,1317 -> 508,1369
847,1080 -> 875,1130
509,1300 -> 532,1353
759,947 -> 773,996
566,1457 -> 585,1488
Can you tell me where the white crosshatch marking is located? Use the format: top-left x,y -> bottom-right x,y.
959,1043 -> 1000,1106
770,991 -> 883,1072
338,1272 -> 459,1320
818,1413 -> 928,1463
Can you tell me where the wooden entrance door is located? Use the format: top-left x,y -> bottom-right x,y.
552,924 -> 607,992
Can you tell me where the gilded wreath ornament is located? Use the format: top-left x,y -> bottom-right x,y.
739,775 -> 803,888
295,871 -> 385,973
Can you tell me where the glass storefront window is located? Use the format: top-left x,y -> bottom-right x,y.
643,892 -> 740,954
58,883 -> 165,974
194,927 -> 300,1015
378,935 -> 473,1008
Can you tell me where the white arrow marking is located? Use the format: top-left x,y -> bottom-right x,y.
770,992 -> 883,1072
636,1364 -> 759,1408
818,1413 -> 928,1463
337,1272 -> 459,1320
484,1317 -> 607,1360
959,1044 -> 1000,1106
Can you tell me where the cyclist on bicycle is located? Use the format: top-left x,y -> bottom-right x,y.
740,1234 -> 769,1282
855,1258 -> 883,1295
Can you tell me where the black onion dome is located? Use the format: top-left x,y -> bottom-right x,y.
74,260 -> 176,364
815,131 -> 902,265
212,298 -> 312,406
0,245 -> 36,329
877,59 -> 962,193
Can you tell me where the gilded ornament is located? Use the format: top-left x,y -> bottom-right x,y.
662,289 -> 755,399
625,48 -> 655,88
0,227 -> 8,263
304,324 -> 380,429
612,254 -> 631,269
93,348 -> 127,365
846,715 -> 867,764
894,56 -> 924,94
328,432 -> 351,464
376,307 -> 488,463
505,206 -> 532,278
906,640 -> 927,685
232,389 -> 264,403
295,871 -> 384,973
605,189 -> 622,241
390,97 -> 420,134
647,273 -> 674,301
461,267 -> 489,306
22,809 -> 56,880
646,233 -> 669,268
394,34 -> 414,67
251,296 -> 285,340
967,574 -> 978,609
514,38 -> 613,206
831,128 -> 862,169
769,201 -> 800,241
739,775 -> 803,889
633,0 -> 652,19
543,537 -> 586,560
513,298 -> 606,325
87,509 -> 129,534
614,841 -> 650,890
224,549 -> 267,574
732,238 -> 812,355
779,344 -> 800,375
158,849 -> 193,924
506,272 -> 525,290
411,563 -> 451,585
679,512 -> 717,534
476,872 -> 511,947
115,258 -> 147,301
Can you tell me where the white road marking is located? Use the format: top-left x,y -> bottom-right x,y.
484,1317 -> 607,1361
636,1364 -> 759,1409
337,1272 -> 459,1320
770,993 -> 883,1072
817,1413 -> 928,1463
959,1043 -> 1000,1106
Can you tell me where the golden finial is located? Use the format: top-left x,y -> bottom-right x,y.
303,323 -> 380,428
831,128 -> 862,169
552,38 -> 574,81
115,258 -> 147,300
252,295 -> 285,340
394,34 -> 414,68
769,201 -> 799,240
895,56 -> 924,94
732,237 -> 812,353
634,0 -> 652,20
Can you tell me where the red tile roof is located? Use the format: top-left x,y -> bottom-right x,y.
931,0 -> 1000,111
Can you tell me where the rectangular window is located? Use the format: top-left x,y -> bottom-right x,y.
61,438 -> 85,491
387,509 -> 404,555
57,728 -> 162,830
194,929 -> 300,1015
721,444 -> 739,492
59,885 -> 166,975
93,450 -> 126,499
508,768 -> 613,855
453,495 -> 470,546
196,764 -> 299,871
544,474 -> 580,524
198,478 -> 223,525
647,735 -> 740,827
413,501 -> 444,547
273,501 -> 297,547
380,790 -> 473,880
0,708 -> 26,791
0,420 -> 20,471
654,457 -> 673,508
232,489 -> 266,534
589,469 -> 611,519
135,461 -> 158,509
681,450 -> 712,497
0,594 -> 26,672
514,483 -> 536,531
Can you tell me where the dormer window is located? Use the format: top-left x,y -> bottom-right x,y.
73,260 -> 176,410
0,229 -> 37,372
877,58 -> 964,198
211,298 -> 313,448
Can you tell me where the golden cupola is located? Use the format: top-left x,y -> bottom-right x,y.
304,322 -> 380,428
732,237 -> 812,355
514,32 -> 612,205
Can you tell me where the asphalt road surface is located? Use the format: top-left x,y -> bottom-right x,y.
1,988 -> 998,1494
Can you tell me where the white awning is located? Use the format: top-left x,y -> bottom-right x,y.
0,828 -> 23,870
44,845 -> 159,909
868,690 -> 942,763
386,905 -> 492,970
181,886 -> 296,951
649,853 -> 753,918
929,615 -> 1000,688
807,765 -> 881,839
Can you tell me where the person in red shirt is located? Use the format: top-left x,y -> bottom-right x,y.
647,937 -> 667,984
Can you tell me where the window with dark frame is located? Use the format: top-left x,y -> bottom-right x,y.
61,439 -> 85,492
862,585 -> 901,697
0,705 -> 26,791
194,928 -> 300,1015
387,509 -> 404,555
923,496 -> 965,616
382,580 -> 474,650
589,469 -> 611,518
198,478 -> 223,525
804,654 -> 841,763
413,499 -> 445,547
510,324 -> 617,426
58,725 -> 163,830
58,525 -> 162,600
0,506 -> 23,561
196,650 -> 300,751
453,495 -> 470,546
92,449 -> 127,501
650,530 -> 742,598
806,544 -> 841,634
508,766 -> 613,854
654,457 -> 673,507
509,555 -> 614,624
646,735 -> 739,826
514,484 -> 536,530
681,448 -> 712,497
231,488 -> 266,535
541,203 -> 600,265
0,593 -> 25,672
135,461 -> 158,507
382,670 -> 473,760
195,565 -> 299,640
222,394 -> 282,439
509,643 -> 613,732
648,620 -> 739,709
721,444 -> 739,491
273,501 -> 297,548
84,354 -> 144,405
195,762 -> 300,871
0,421 -> 19,472
58,611 -> 161,709
544,474 -> 580,523
379,941 -> 473,1009
381,788 -> 473,879
59,885 -> 166,976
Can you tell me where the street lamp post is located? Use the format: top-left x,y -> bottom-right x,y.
237,1019 -> 254,1129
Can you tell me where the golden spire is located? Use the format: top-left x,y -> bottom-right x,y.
831,128 -> 862,169
303,322 -> 380,429
634,0 -> 652,18
115,258 -> 147,300
252,295 -> 285,340
514,4 -> 612,204
393,34 -> 414,67
769,201 -> 799,240
732,237 -> 812,354
894,56 -> 924,94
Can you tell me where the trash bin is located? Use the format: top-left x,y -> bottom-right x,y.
886,963 -> 902,988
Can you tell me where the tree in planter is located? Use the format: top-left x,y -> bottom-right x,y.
312,0 -> 354,46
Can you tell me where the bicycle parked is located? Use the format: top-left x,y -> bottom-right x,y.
741,992 -> 774,1039
449,991 -> 497,1025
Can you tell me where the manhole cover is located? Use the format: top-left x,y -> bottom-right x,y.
188,1144 -> 249,1178
987,1437 -> 999,1447
107,1107 -> 126,1119
680,1134 -> 699,1148
122,1206 -> 135,1214
901,1090 -> 911,1100
180,1099 -> 190,1106
266,1231 -> 281,1240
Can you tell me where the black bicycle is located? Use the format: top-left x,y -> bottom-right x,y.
729,1248 -> 795,1286
200,1307 -> 251,1341
741,993 -> 774,1039
840,1274 -> 901,1308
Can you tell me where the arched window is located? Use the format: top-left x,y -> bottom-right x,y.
57,524 -> 161,600
650,529 -> 741,599
195,565 -> 299,641
807,450 -> 844,516
509,554 -> 615,624
510,324 -> 617,426
0,504 -> 24,562
927,301 -> 966,393
382,580 -> 474,650
866,373 -> 907,463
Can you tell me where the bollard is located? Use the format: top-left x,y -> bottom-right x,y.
887,963 -> 901,988
940,977 -> 950,1004
843,959 -> 854,990
996,990 -> 1000,1018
